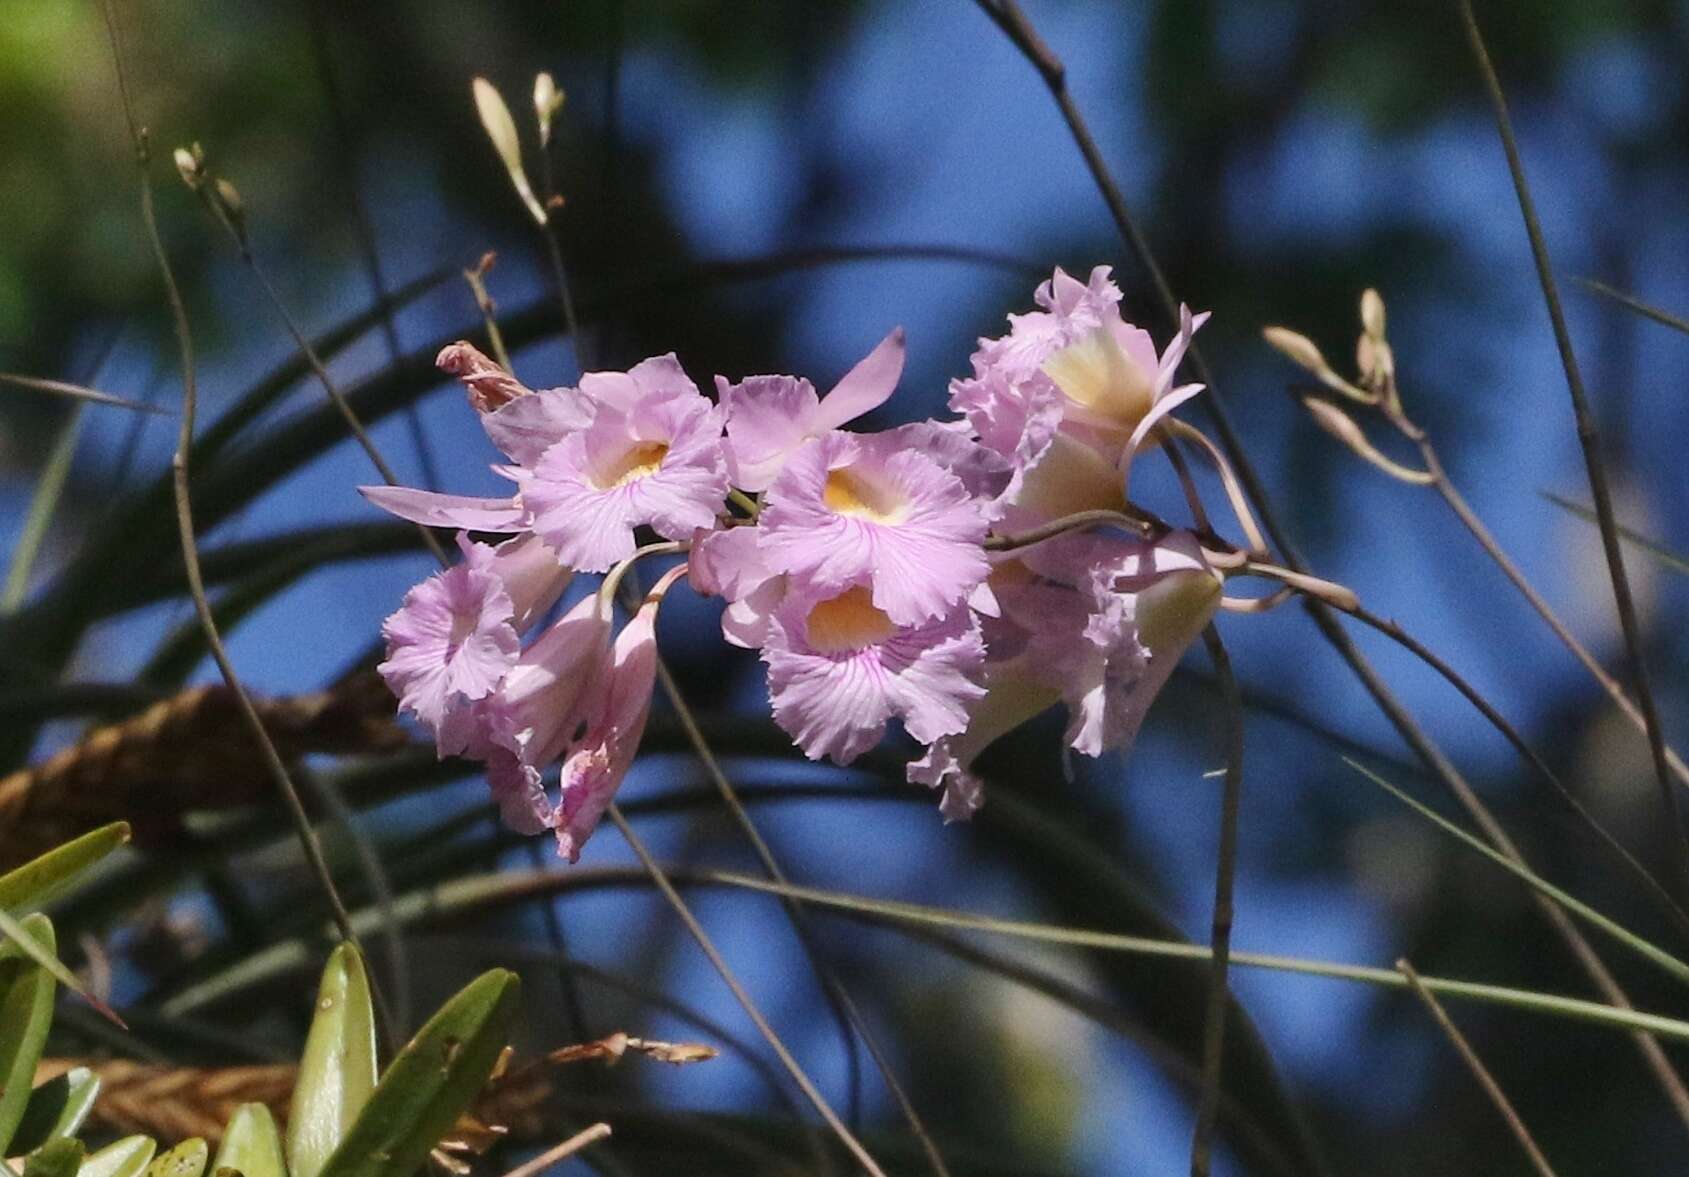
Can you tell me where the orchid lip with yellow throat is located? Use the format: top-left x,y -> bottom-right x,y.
804,585 -> 898,654
592,441 -> 670,489
822,466 -> 910,524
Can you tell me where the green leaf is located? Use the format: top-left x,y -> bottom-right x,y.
213,1104 -> 287,1177
140,1139 -> 207,1177
0,908 -> 95,1008
1543,491 -> 1689,578
24,1137 -> 87,1177
76,1138 -> 157,1177
287,945 -> 378,1177
0,915 -> 58,1156
0,824 -> 130,912
8,1068 -> 101,1156
2,404 -> 86,614
317,970 -> 520,1177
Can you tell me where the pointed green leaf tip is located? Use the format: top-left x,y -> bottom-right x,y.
287,944 -> 378,1177
142,1138 -> 207,1177
213,1103 -> 287,1177
0,824 -> 130,913
9,1066 -> 102,1155
77,1137 -> 158,1177
0,914 -> 58,1157
317,970 -> 520,1177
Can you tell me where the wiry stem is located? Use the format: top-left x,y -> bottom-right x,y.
99,0 -> 387,1040
975,0 -> 1689,1131
650,658 -> 952,1177
1191,627 -> 1244,1177
1457,0 -> 1687,891
1397,959 -> 1561,1177
604,808 -> 889,1177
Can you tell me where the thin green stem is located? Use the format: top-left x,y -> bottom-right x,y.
1351,759 -> 1689,990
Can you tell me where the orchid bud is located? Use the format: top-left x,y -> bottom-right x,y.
212,177 -> 246,240
174,143 -> 205,190
1135,567 -> 1222,656
534,72 -> 565,147
1360,288 -> 1386,340
472,77 -> 548,226
1261,326 -> 1331,378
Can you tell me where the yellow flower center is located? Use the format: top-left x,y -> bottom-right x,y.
823,467 -> 907,523
595,442 -> 669,489
804,586 -> 897,653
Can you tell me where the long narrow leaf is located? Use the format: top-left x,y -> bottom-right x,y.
1347,758 -> 1689,988
317,970 -> 520,1177
0,915 -> 58,1156
0,824 -> 130,912
287,946 -> 378,1177
708,872 -> 1689,1045
0,373 -> 165,414
2,406 -> 86,613
1543,492 -> 1689,578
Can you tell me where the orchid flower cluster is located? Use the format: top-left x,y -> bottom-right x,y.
366,266 -> 1253,860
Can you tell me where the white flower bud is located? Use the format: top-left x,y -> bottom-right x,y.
534,72 -> 565,147
1261,326 -> 1332,378
473,77 -> 547,226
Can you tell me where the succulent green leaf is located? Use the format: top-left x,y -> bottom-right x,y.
8,1068 -> 101,1156
0,915 -> 58,1156
24,1137 -> 87,1177
317,970 -> 520,1177
286,945 -> 378,1177
212,1104 -> 287,1177
76,1137 -> 158,1177
0,824 -> 130,913
141,1139 -> 208,1177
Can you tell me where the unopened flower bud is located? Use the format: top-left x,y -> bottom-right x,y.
1360,288 -> 1386,341
212,177 -> 246,239
534,72 -> 565,147
1136,568 -> 1221,655
174,143 -> 205,190
1261,326 -> 1332,378
473,77 -> 548,226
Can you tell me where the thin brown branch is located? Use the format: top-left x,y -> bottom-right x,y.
100,0 -> 390,1043
651,658 -> 951,1177
1457,0 -> 1687,890
1337,600 -> 1689,944
605,807 -> 888,1177
1397,959 -> 1560,1177
1191,626 -> 1244,1177
977,0 -> 1689,1132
